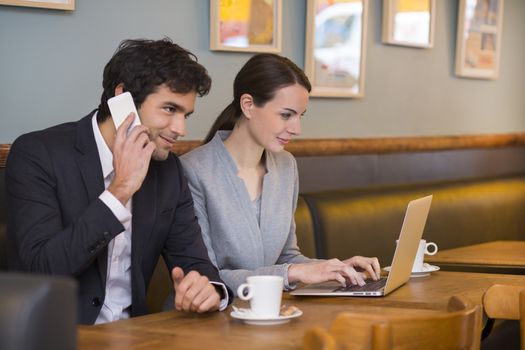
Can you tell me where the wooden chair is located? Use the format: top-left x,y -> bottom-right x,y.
482,284 -> 525,350
303,327 -> 337,350
303,296 -> 482,350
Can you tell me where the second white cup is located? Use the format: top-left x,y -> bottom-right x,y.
412,239 -> 438,272
237,275 -> 283,318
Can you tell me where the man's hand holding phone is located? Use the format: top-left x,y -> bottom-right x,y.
107,93 -> 155,205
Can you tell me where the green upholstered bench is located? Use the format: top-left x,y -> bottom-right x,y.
298,175 -> 525,265
294,196 -> 318,259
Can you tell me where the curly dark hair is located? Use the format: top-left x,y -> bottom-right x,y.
97,38 -> 211,122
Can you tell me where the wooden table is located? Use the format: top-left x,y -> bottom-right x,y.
78,271 -> 525,350
426,241 -> 525,274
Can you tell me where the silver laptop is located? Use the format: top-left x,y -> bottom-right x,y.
291,195 -> 433,297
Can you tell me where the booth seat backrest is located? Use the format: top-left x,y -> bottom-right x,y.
301,175 -> 525,264
0,168 -> 6,271
295,196 -> 318,259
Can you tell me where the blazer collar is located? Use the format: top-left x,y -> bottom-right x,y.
74,110 -> 108,283
75,110 -> 105,202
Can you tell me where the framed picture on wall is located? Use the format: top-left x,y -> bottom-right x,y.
0,0 -> 74,10
455,0 -> 504,79
210,0 -> 282,53
382,0 -> 436,48
304,0 -> 368,98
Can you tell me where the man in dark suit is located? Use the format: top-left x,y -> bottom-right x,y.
6,38 -> 230,324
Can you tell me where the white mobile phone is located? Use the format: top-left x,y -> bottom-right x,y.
107,91 -> 141,133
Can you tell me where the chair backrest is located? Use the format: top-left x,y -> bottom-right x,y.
0,273 -> 77,350
483,284 -> 525,350
304,296 -> 482,350
303,326 -> 337,350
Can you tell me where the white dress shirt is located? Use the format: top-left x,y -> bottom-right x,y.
92,114 -> 228,324
92,114 -> 133,324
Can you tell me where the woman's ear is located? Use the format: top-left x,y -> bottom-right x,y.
239,93 -> 255,119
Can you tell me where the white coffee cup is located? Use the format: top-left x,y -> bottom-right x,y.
237,276 -> 283,318
412,239 -> 438,272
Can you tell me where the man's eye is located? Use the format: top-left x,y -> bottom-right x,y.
164,106 -> 176,113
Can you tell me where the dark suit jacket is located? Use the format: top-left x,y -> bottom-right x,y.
6,111 -> 227,324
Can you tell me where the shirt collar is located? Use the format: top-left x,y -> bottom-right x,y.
91,112 -> 114,179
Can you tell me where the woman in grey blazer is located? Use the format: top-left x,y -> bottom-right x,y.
181,54 -> 380,295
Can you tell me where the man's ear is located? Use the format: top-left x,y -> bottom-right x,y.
239,93 -> 255,119
113,83 -> 125,97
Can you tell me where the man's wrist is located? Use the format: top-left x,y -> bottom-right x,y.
107,182 -> 133,206
210,282 -> 229,311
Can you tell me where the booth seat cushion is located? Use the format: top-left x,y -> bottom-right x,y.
302,175 -> 525,264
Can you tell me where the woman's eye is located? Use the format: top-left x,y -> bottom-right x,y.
281,113 -> 292,120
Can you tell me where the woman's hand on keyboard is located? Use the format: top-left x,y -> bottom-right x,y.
343,256 -> 381,281
288,259 -> 368,287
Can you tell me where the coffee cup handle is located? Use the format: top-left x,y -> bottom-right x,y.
237,283 -> 253,301
425,242 -> 438,255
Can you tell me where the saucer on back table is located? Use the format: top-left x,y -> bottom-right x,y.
383,263 -> 440,278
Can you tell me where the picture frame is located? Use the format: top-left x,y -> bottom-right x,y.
455,0 -> 504,79
210,0 -> 282,53
0,0 -> 74,10
304,0 -> 368,98
382,0 -> 436,48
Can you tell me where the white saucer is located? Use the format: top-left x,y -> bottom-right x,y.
230,309 -> 303,326
383,263 -> 440,278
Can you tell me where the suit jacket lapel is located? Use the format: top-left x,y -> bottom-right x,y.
131,164 -> 157,269
74,112 -> 108,284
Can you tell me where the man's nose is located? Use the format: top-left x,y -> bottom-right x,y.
171,114 -> 186,137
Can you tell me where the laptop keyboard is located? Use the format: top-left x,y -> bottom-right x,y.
332,277 -> 387,292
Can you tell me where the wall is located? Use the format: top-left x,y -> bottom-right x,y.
0,0 -> 524,143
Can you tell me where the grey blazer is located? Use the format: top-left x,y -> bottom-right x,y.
180,131 -> 312,294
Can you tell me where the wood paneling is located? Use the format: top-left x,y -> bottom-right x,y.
0,144 -> 9,169
2,133 -> 525,168
285,133 -> 525,156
